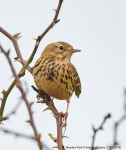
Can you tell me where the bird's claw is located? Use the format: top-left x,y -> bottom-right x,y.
55,112 -> 68,127
36,93 -> 41,100
62,112 -> 68,127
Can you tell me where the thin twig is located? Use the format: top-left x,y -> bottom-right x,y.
91,113 -> 111,150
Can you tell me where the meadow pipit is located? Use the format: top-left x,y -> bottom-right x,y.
33,42 -> 81,125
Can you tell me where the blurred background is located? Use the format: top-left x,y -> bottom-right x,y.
0,0 -> 126,149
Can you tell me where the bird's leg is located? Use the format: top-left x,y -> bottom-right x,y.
36,90 -> 45,100
62,100 -> 70,126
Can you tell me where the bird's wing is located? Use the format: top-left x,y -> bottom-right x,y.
69,63 -> 81,98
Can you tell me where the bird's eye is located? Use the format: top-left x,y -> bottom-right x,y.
59,46 -> 63,50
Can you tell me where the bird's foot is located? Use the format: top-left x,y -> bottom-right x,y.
36,90 -> 45,100
62,112 -> 68,127
56,112 -> 68,128
36,93 -> 41,100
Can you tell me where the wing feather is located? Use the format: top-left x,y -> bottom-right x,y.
69,63 -> 81,98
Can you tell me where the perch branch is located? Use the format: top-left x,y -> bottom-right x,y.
31,85 -> 65,150
91,113 -> 111,150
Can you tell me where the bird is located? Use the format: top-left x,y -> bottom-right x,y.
33,41 -> 81,125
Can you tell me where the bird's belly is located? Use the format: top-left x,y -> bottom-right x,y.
34,70 -> 73,100
39,77 -> 73,100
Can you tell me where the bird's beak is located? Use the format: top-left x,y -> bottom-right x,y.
71,49 -> 81,53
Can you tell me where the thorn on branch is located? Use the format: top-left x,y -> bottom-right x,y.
14,33 -> 22,42
29,102 -> 34,107
62,135 -> 69,138
54,19 -> 60,24
43,106 -> 50,112
33,38 -> 37,41
1,90 -> 6,94
92,125 -> 96,132
53,9 -> 58,12
99,126 -> 103,130
26,120 -> 31,123
14,33 -> 21,38
14,57 -> 22,63
6,50 -> 10,56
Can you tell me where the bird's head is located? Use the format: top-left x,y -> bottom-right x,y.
41,41 -> 81,62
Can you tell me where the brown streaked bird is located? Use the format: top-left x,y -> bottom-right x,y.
33,41 -> 81,125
